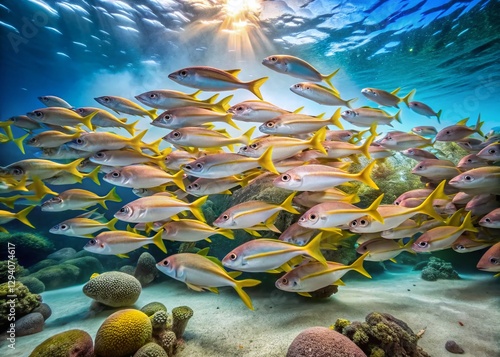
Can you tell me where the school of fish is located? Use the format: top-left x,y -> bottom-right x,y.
1,55 -> 499,310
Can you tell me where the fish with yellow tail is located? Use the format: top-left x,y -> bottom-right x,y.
378,131 -> 433,151
227,100 -> 302,123
0,126 -> 28,154
259,109 -> 343,135
84,229 -> 167,257
38,95 -> 73,108
213,192 -> 300,232
222,232 -> 327,273
50,213 -> 118,238
103,165 -> 185,191
186,173 -> 258,197
151,105 -> 240,130
27,107 -> 96,130
435,115 -> 484,142
163,126 -> 255,151
156,252 -> 261,310
476,242 -> 500,277
41,187 -> 122,212
322,122 -> 378,160
0,158 -> 85,180
273,161 -> 379,191
262,55 -> 339,89
275,252 -> 371,296
293,188 -> 360,208
448,166 -> 500,195
94,95 -> 157,119
73,107 -> 138,136
356,238 -> 415,263
290,82 -> 357,108
168,66 -> 268,100
341,107 -> 402,128
409,101 -> 442,123
361,87 -> 416,108
348,180 -> 448,233
26,130 -> 82,148
0,206 -> 36,230
161,218 -> 233,243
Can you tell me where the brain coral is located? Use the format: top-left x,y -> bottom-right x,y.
82,271 -> 141,307
133,342 -> 168,357
29,329 -> 94,357
94,309 -> 152,357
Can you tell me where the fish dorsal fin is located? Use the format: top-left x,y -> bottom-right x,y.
224,69 -> 241,77
197,247 -> 210,256
293,106 -> 304,114
228,271 -> 242,279
391,87 -> 401,95
457,117 -> 469,125
389,258 -> 397,263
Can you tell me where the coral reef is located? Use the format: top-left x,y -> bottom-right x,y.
19,276 -> 45,294
0,258 -> 25,283
151,310 -> 171,330
134,252 -> 159,287
64,256 -> 104,281
134,342 -> 169,357
15,312 -> 45,336
29,329 -> 94,357
48,247 -> 77,261
156,330 -> 177,357
30,264 -> 81,290
171,306 -> 193,339
26,259 -> 58,274
120,264 -> 136,275
32,302 -> 52,321
333,312 -> 431,357
0,281 -> 40,329
0,231 -> 54,265
94,309 -> 152,357
141,301 -> 168,317
287,326 -> 366,357
420,257 -> 460,281
82,271 -> 142,307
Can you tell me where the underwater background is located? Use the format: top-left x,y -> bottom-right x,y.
1,0 -> 500,356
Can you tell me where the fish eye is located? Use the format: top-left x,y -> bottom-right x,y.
488,149 -> 496,154
407,149 -> 414,154
484,218 -> 491,223
270,57 -> 277,62
111,171 -> 120,178
350,220 -> 358,227
163,114 -> 172,120
250,143 -> 258,149
34,111 -> 43,117
75,138 -> 84,145
119,206 -> 130,213
386,136 -> 392,140
490,257 -> 499,265
281,174 -> 291,182
89,239 -> 97,245
193,183 -> 199,188
179,70 -> 188,76
172,131 -> 181,138
418,165 -> 424,169
76,108 -> 85,114
103,97 -> 110,102
414,103 -> 419,106
281,278 -> 288,285
418,241 -> 428,248
51,196 -> 63,203
149,93 -> 157,99
60,224 -> 68,230
28,137 -> 37,144
95,152 -> 105,158
266,122 -> 275,128
395,201 -> 400,205
309,213 -> 317,221
455,244 -> 465,251
229,253 -> 238,261
222,214 -> 229,220
241,146 -> 248,151
184,164 -> 192,170
445,130 -> 451,135
236,106 -> 244,112
467,158 -> 472,163
359,219 -> 367,225
464,175 -> 473,181
196,163 -> 203,169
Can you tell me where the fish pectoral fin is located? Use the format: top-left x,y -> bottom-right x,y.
207,287 -> 219,294
243,229 -> 262,237
204,238 -> 212,243
297,292 -> 312,298
334,279 -> 346,286
389,258 -> 397,263
186,283 -> 205,292
142,245 -> 149,249
265,269 -> 283,274
494,272 -> 500,278
116,254 -> 129,259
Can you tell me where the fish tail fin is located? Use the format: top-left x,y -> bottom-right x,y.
147,108 -> 158,120
281,192 -> 300,214
241,126 -> 256,145
475,114 -> 485,137
258,147 -> 278,174
152,228 -> 167,253
213,95 -> 233,113
356,161 -> 378,189
239,172 -> 260,187
190,195 -> 207,222
346,193 -> 361,204
216,228 -> 234,239
15,206 -> 35,228
85,165 -> 101,185
66,158 -> 85,178
13,133 -> 28,154
106,217 -> 119,231
82,111 -> 97,131
171,170 -> 186,191
436,109 -> 442,124
394,109 -> 402,123
225,114 -> 240,130
190,90 -> 203,99
401,239 -> 417,254
413,180 -> 447,220
359,124 -> 377,160
308,127 -> 327,154
346,98 -> 358,109
363,194 -> 384,223
247,77 -> 268,100
402,89 -> 416,107
234,278 -> 261,310
330,108 -> 343,129
293,106 -> 304,114
147,138 -> 163,155
323,68 -> 340,89
29,176 -> 58,198
12,176 -> 29,192
130,130 -> 148,150
124,120 -> 139,136
348,252 -> 372,278
460,211 -> 479,233
304,232 -> 327,266
101,187 -> 122,209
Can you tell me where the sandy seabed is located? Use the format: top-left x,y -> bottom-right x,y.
1,267 -> 499,357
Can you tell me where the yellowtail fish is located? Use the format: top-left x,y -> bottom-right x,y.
34,145 -> 92,160
84,229 -> 167,256
476,242 -> 500,276
156,252 -> 261,309
67,130 -> 156,153
73,107 -> 138,136
290,82 -> 357,108
381,218 -> 444,239
186,174 -> 256,196
349,181 -> 447,233
411,159 -> 461,181
182,147 -> 278,179
114,195 -> 207,223
94,96 -> 157,119
1,158 -> 84,180
89,148 -> 170,169
298,194 -> 384,230
213,192 -> 299,231
222,232 -> 327,273
275,252 -> 371,296
322,123 -> 377,160
341,107 -> 401,128
163,127 -> 254,150
273,161 -> 378,191
38,95 -> 72,108
0,176 -> 28,194
325,129 -> 359,142
0,206 -> 35,228
44,166 -> 100,186
293,189 -> 360,208
356,238 -> 414,262
479,208 -> 500,228
238,127 -> 326,161
41,187 -> 122,212
477,142 -> 500,162
50,213 -> 118,238
132,187 -> 174,198
164,150 -> 198,171
168,66 -> 268,100
379,131 -> 433,151
227,100 -> 300,123
262,55 -> 339,88
278,222 -> 317,246
136,89 -> 232,113
411,126 -> 438,137
456,154 -> 487,171
259,109 -> 343,135
465,194 -> 499,217
361,87 -> 415,108
455,137 -> 486,153
152,106 -> 239,130
27,107 -> 96,131
26,130 -> 81,148
436,116 -> 484,142
0,128 -> 28,154
452,232 -> 492,253
161,218 -> 233,242
449,166 -> 500,194
7,115 -> 43,132
413,211 -> 477,252
401,148 -> 438,162
103,164 -> 184,190
408,101 -> 442,123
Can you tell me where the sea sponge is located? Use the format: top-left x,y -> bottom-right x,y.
0,258 -> 25,283
19,276 -> 45,294
171,306 -> 193,339
0,281 -> 40,329
29,329 -> 94,357
134,252 -> 159,287
133,342 -> 168,357
421,257 -> 460,281
83,271 -> 142,307
94,309 -> 152,357
16,312 -> 45,336
151,310 -> 170,330
141,302 -> 167,317
156,330 -> 177,357
30,264 -> 81,290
